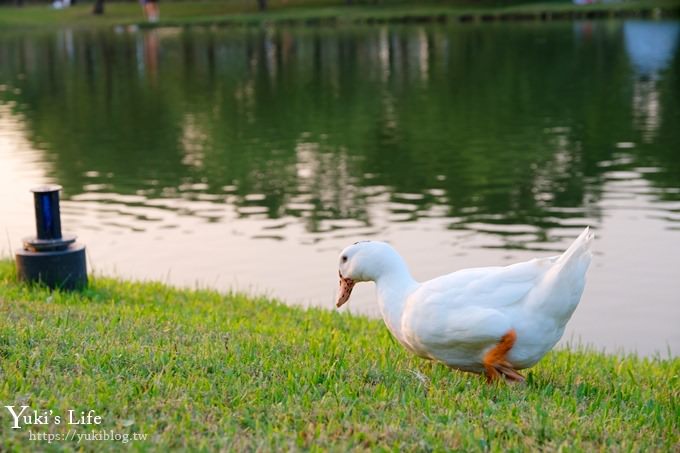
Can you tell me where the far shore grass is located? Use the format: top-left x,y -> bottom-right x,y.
0,0 -> 678,30
0,259 -> 678,450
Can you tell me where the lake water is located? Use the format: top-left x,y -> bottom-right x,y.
1,21 -> 678,356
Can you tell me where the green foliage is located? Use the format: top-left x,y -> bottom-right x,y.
0,260 -> 677,450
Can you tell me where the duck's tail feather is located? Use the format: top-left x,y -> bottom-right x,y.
556,226 -> 594,267
526,227 -> 594,322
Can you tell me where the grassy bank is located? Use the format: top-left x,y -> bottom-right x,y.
0,260 -> 678,450
0,0 -> 678,30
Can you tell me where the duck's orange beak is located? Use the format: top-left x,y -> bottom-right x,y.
336,271 -> 356,308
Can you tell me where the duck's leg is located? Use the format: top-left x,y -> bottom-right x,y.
483,329 -> 525,383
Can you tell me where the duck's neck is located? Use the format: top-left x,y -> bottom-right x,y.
375,266 -> 418,341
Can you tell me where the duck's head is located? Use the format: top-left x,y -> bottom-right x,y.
336,240 -> 404,307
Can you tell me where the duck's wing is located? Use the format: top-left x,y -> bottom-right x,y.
402,228 -> 593,362
414,256 -> 558,311
401,257 -> 557,358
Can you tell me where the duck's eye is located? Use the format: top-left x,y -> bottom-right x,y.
341,255 -> 348,263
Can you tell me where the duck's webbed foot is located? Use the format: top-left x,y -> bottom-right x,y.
494,362 -> 525,383
483,329 -> 525,384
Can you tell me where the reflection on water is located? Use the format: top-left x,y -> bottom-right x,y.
0,21 -> 679,355
625,21 -> 680,144
624,20 -> 680,78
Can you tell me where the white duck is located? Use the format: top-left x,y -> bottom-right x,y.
336,227 -> 594,382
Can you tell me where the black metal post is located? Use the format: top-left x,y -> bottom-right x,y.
16,185 -> 87,290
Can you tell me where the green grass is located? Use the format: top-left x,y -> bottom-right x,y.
0,260 -> 678,451
0,0 -> 678,30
